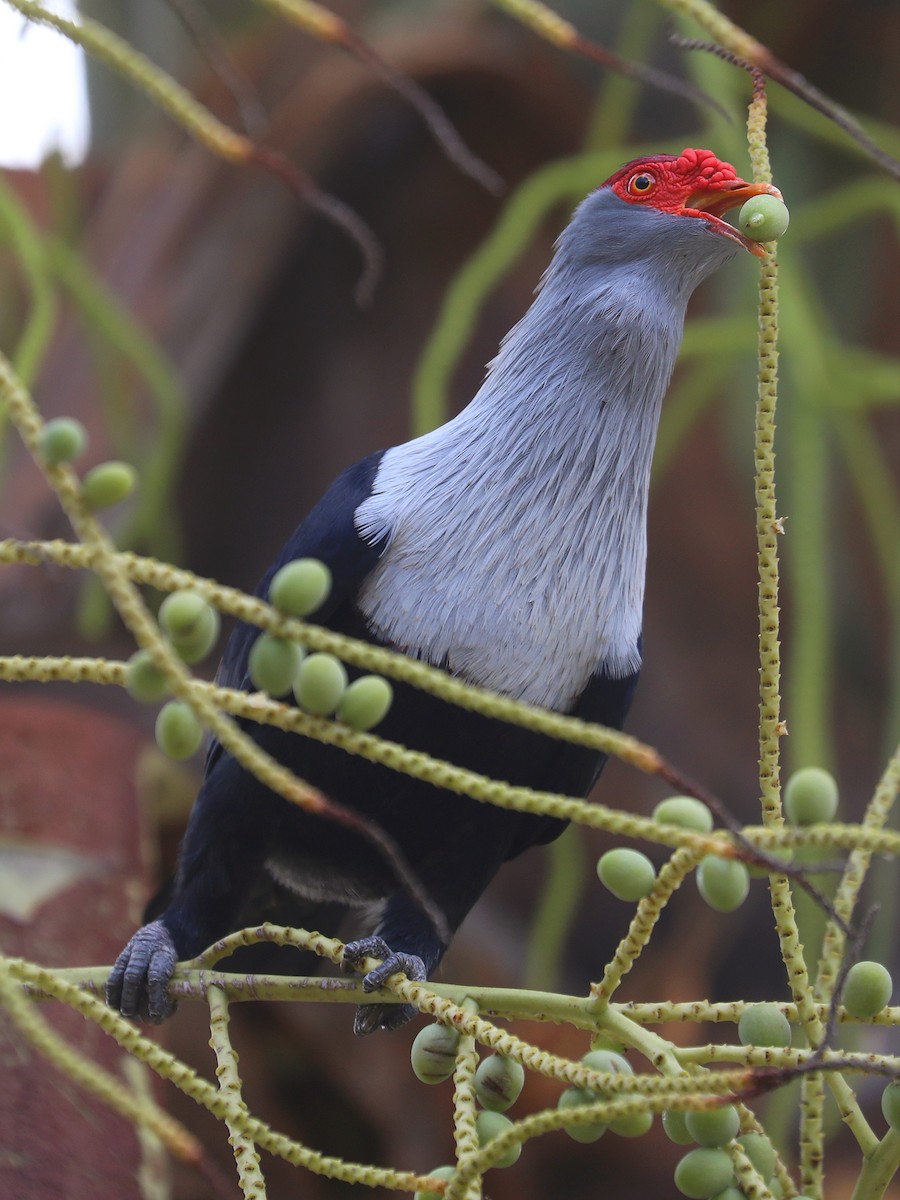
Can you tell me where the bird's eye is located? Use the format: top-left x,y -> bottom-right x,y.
628,173 -> 655,196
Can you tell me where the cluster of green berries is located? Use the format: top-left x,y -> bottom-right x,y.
556,1047 -> 652,1143
126,588 -> 225,760
597,768 -> 845,915
664,1081 -> 778,1200
737,195 -> 790,243
125,558 -> 392,760
252,560 -> 392,730
38,417 -> 137,508
595,795 -> 715,905
411,1026 -> 525,1190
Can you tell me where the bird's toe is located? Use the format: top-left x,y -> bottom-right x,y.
107,920 -> 178,1023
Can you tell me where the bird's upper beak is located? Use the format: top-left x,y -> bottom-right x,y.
683,179 -> 784,257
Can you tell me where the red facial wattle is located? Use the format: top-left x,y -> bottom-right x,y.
607,147 -> 783,258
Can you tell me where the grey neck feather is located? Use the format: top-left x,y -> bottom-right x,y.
355,191 -> 738,711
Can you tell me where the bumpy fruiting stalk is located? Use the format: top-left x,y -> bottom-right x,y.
0,959 -> 203,1167
1,956 -> 438,1192
0,351 -> 446,945
816,745 -> 900,1000
3,650 -> 898,862
208,986 -> 267,1200
448,1000 -> 482,1200
4,0 -> 381,301
591,846 -> 703,1003
0,537 -> 662,775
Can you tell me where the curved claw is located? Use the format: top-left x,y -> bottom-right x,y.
106,920 -> 178,1023
342,936 -> 426,1036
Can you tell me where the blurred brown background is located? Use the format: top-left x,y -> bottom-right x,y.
0,1 -> 897,1197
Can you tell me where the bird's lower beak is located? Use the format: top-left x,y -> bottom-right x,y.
684,180 -> 784,257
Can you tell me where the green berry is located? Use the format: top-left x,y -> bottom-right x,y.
736,1132 -> 775,1181
842,960 -> 893,1019
414,1166 -> 455,1200
248,634 -> 304,697
582,1049 -> 633,1077
597,847 -> 656,901
82,460 -> 137,509
293,653 -> 348,716
881,1081 -> 900,1131
710,1189 -> 745,1200
663,1109 -> 694,1145
609,1108 -> 653,1138
158,590 -> 220,664
738,1003 -> 792,1049
474,1054 -> 525,1112
158,589 -> 208,635
784,767 -> 838,825
475,1110 -> 521,1167
337,675 -> 393,731
125,650 -> 169,703
155,700 -> 203,759
269,558 -> 332,617
674,1148 -> 734,1198
410,1023 -> 459,1084
697,856 -> 750,913
557,1087 -> 607,1143
653,796 -> 714,833
738,194 -> 790,242
39,417 -> 87,464
685,1105 -> 740,1148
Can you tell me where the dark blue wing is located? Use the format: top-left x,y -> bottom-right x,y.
208,450 -> 388,770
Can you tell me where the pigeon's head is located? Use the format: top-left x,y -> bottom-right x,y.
605,147 -> 782,258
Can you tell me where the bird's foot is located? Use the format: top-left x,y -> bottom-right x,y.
106,920 -> 178,1023
342,935 -> 426,1035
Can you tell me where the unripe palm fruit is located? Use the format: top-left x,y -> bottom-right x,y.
597,847 -> 656,901
663,1110 -> 694,1145
582,1049 -> 633,1077
248,635 -> 304,698
882,1081 -> 900,1131
609,1108 -> 654,1137
738,194 -> 790,242
39,417 -> 87,464
293,653 -> 348,715
685,1105 -> 740,1148
410,1022 -> 459,1084
737,1132 -> 775,1181
269,558 -> 332,617
557,1087 -> 607,1142
155,700 -> 203,759
674,1148 -> 734,1198
653,795 -> 714,833
783,766 -> 838,825
738,1003 -> 792,1049
475,1111 -> 521,1167
697,856 -> 749,913
159,590 -> 220,664
842,960 -> 893,1019
82,461 -> 137,508
125,649 -> 169,703
474,1054 -> 525,1112
337,675 -> 393,731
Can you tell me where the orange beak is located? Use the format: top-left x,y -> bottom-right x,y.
683,179 -> 784,257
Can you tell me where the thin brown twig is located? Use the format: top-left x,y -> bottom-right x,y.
671,33 -> 900,181
164,0 -> 270,138
811,904 -> 880,1063
573,32 -> 729,122
340,28 -> 504,195
247,144 -> 384,305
